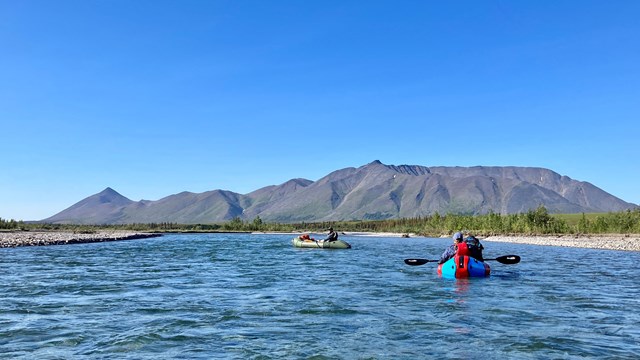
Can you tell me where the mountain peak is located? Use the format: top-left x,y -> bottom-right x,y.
99,187 -> 119,195
41,187 -> 133,223
42,162 -> 638,224
95,187 -> 130,202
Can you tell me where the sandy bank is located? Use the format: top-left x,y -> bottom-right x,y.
0,231 -> 162,248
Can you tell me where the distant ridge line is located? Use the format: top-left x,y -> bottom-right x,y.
42,160 -> 638,224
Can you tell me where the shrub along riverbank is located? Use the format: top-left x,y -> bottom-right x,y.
1,206 -> 639,237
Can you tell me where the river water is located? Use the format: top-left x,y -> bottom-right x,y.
1,233 -> 639,359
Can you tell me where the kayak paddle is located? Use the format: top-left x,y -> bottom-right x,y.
404,255 -> 520,266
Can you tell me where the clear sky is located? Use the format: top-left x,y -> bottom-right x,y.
1,1 -> 638,221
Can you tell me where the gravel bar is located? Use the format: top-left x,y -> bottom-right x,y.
2,231 -> 638,251
483,234 -> 640,252
0,231 -> 162,248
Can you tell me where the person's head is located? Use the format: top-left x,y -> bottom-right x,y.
328,227 -> 333,232
453,232 -> 463,243
465,235 -> 478,246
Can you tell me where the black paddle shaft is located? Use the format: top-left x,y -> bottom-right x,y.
404,255 -> 520,266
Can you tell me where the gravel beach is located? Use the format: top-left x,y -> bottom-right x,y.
2,231 -> 638,251
0,231 -> 162,248
483,234 -> 640,252
345,232 -> 640,252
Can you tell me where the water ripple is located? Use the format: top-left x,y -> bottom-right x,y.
1,234 -> 639,359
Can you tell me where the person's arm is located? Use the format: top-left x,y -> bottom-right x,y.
438,246 -> 455,264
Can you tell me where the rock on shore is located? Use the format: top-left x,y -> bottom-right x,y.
483,234 -> 640,252
0,231 -> 162,248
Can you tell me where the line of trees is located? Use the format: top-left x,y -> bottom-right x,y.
2,207 -> 639,235
0,218 -> 25,230
313,207 -> 640,236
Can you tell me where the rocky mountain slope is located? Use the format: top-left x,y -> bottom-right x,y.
42,161 -> 638,224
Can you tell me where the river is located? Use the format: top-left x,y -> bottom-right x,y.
1,233 -> 638,359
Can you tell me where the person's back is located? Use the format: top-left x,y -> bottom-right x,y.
464,235 -> 484,261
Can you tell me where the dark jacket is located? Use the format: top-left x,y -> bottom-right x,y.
324,230 -> 338,242
465,236 -> 484,261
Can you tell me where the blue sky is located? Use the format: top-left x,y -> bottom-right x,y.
1,1 -> 638,221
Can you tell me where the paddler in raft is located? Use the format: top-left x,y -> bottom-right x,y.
323,227 -> 339,242
437,231 -> 484,264
464,234 -> 484,261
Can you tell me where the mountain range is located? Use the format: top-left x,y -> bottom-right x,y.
42,160 -> 638,224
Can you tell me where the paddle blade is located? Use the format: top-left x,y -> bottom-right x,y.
404,258 -> 435,266
494,255 -> 521,264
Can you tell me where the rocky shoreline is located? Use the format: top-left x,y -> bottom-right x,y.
1,231 -> 638,252
0,231 -> 162,248
343,232 -> 640,252
483,234 -> 640,252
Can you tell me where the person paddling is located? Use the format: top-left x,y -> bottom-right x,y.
464,234 -> 485,261
324,227 -> 338,242
438,231 -> 486,264
438,232 -> 464,264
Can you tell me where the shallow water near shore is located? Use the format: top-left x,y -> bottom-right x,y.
1,233 -> 639,359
